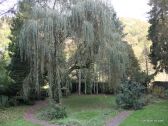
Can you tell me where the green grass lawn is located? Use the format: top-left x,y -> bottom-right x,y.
120,100 -> 168,126
1,95 -> 167,126
50,95 -> 120,126
0,106 -> 39,126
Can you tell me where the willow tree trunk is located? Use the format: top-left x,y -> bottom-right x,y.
51,32 -> 62,104
52,64 -> 62,103
51,64 -> 61,103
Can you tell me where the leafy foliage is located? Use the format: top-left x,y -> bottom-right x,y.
0,60 -> 12,87
116,80 -> 145,110
0,18 -> 12,90
0,17 -> 11,52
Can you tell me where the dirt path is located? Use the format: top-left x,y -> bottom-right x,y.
107,111 -> 132,126
24,100 -> 58,126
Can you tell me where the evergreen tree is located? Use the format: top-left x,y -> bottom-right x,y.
148,0 -> 168,73
8,14 -> 30,96
7,0 -> 34,96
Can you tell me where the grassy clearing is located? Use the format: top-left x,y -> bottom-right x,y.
50,95 -> 119,126
0,106 -> 39,126
120,99 -> 168,126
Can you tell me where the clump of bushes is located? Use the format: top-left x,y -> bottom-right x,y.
116,80 -> 145,110
37,103 -> 67,120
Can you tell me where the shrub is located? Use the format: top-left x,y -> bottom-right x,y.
37,104 -> 67,120
0,95 -> 35,107
116,80 -> 145,110
6,96 -> 35,106
8,97 -> 18,106
17,97 -> 35,105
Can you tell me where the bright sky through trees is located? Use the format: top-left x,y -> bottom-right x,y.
0,0 -> 18,15
0,0 -> 150,20
111,0 -> 150,21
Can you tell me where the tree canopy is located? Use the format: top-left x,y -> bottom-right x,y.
18,0 -> 130,103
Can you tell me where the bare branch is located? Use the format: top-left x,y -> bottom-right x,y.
53,0 -> 57,9
0,3 -> 17,16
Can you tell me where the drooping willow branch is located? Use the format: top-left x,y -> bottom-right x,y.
19,0 -> 130,103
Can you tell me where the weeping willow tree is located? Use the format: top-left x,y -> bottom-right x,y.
19,0 -> 129,103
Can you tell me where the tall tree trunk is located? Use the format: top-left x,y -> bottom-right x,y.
93,81 -> 96,94
52,66 -> 61,103
96,74 -> 99,94
91,83 -> 93,94
78,69 -> 81,95
52,31 -> 61,104
84,77 -> 87,94
96,83 -> 98,94
145,57 -> 149,76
